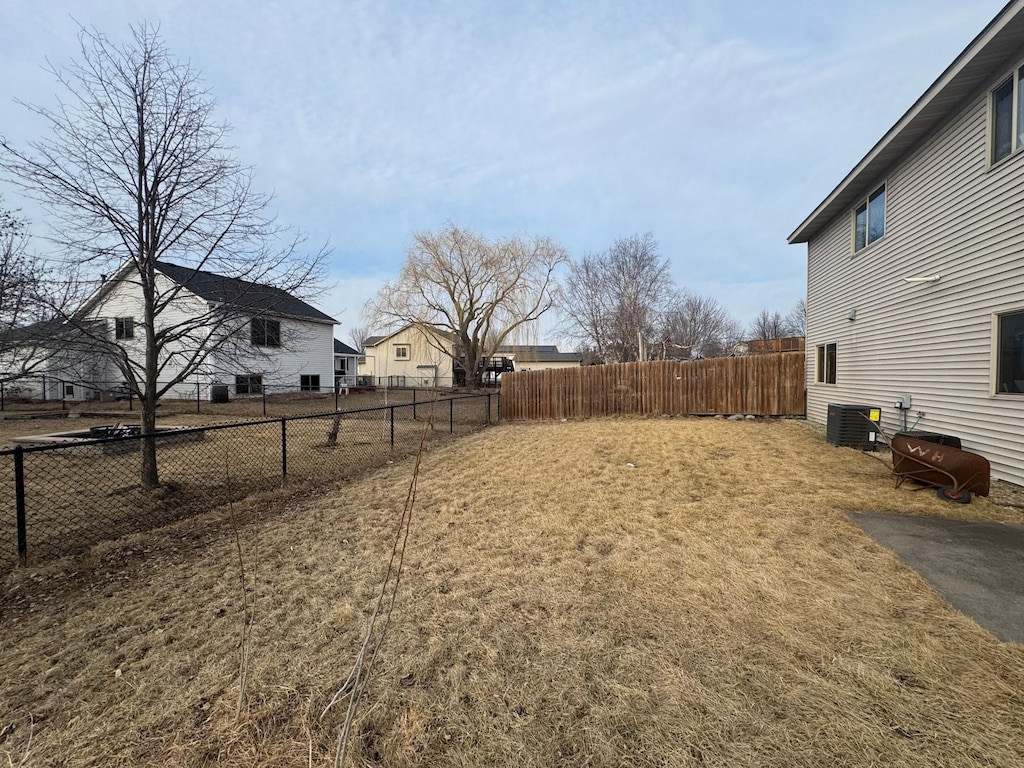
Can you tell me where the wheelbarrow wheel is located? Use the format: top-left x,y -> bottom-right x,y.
937,485 -> 971,504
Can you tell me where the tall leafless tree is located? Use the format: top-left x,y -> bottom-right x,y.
747,308 -> 797,343
659,293 -> 742,359
785,298 -> 807,336
0,198 -> 86,385
559,233 -> 674,362
367,222 -> 566,388
1,25 -> 327,487
0,201 -> 37,337
347,323 -> 372,352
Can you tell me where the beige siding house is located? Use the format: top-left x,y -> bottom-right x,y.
360,326 -> 457,387
789,1 -> 1024,484
358,328 -> 583,387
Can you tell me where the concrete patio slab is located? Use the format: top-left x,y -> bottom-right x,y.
848,512 -> 1024,644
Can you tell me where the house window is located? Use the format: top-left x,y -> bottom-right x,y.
235,374 -> 263,395
251,317 -> 281,347
64,383 -> 75,396
992,66 -> 1024,164
394,344 -> 410,360
300,374 -> 320,391
115,317 -> 134,339
816,343 -> 837,384
853,185 -> 885,252
996,310 -> 1024,394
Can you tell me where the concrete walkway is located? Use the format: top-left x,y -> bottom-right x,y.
848,512 -> 1024,644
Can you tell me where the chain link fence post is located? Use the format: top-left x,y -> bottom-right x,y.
14,446 -> 27,566
280,417 -> 288,480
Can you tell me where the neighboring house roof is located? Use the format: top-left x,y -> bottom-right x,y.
0,318 -> 106,346
363,325 -> 456,347
333,339 -> 360,355
495,344 -> 582,363
153,262 -> 336,324
789,1 -> 1024,244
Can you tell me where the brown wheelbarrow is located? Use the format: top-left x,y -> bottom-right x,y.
888,432 -> 990,503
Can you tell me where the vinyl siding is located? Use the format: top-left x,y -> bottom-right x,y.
805,62 -> 1024,485
84,272 -> 335,398
84,272 -> 210,398
362,327 -> 455,387
208,319 -> 335,394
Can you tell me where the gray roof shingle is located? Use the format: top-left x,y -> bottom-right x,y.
155,261 -> 336,324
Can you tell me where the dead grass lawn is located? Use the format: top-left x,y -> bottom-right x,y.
1,417 -> 1022,767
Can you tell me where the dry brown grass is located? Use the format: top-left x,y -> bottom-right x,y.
0,388 -> 440,448
1,417 -> 1023,767
0,393 -> 489,567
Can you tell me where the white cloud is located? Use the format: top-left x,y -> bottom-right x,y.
1,0 -> 1009,340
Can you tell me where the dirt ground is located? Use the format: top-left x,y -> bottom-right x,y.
0,389 -> 450,448
1,417 -> 1022,767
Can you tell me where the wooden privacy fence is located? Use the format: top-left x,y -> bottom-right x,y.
501,352 -> 805,420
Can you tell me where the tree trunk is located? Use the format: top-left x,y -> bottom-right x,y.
140,391 -> 159,489
326,412 -> 341,447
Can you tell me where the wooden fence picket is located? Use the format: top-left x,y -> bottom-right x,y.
501,352 -> 805,420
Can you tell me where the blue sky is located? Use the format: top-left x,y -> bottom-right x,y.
0,0 -> 1008,342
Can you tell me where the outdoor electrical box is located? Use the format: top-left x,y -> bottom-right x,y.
826,403 -> 882,451
894,393 -> 912,410
210,384 -> 230,403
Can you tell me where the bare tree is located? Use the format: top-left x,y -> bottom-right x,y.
0,198 -> 86,386
786,298 -> 807,336
559,233 -> 674,363
1,25 -> 327,487
659,293 -> 741,359
367,222 -> 566,388
747,308 -> 796,343
348,323 -> 372,352
0,201 -> 37,338
558,253 -> 615,361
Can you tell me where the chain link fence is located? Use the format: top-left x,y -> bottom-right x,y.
0,392 -> 499,570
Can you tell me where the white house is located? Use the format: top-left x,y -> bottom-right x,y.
46,261 -> 337,400
0,320 -> 108,401
333,339 -> 360,389
789,1 -> 1024,484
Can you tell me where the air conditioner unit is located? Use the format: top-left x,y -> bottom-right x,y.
826,403 -> 881,451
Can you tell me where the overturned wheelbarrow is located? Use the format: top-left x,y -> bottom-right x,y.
889,432 -> 990,503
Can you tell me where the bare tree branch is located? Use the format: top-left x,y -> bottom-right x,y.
659,293 -> 742,359
0,24 -> 328,487
367,222 -> 567,388
559,233 -> 674,362
347,324 -> 371,353
747,308 -> 797,343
